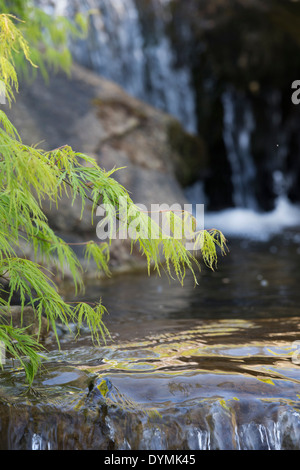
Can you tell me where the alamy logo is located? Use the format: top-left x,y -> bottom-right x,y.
291,80 -> 300,105
96,197 -> 204,251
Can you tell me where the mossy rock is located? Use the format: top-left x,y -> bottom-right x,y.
1,306 -> 49,340
167,119 -> 207,187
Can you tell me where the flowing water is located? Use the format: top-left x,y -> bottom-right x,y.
44,0 -> 197,134
1,232 -> 300,450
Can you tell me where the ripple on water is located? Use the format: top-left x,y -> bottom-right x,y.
1,240 -> 300,449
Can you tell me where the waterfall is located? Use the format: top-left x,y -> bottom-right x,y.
200,86 -> 300,239
36,0 -> 300,240
222,87 -> 257,209
46,0 -> 197,134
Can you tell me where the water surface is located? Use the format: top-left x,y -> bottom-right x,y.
1,232 -> 300,449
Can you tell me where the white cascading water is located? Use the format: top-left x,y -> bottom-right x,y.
203,88 -> 300,240
221,87 -> 258,210
204,196 -> 300,241
44,0 -> 197,134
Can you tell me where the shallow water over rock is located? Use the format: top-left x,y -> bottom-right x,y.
1,233 -> 300,450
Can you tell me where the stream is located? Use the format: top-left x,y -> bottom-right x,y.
1,230 -> 300,450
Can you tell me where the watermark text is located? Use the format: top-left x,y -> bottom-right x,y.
96,197 -> 205,250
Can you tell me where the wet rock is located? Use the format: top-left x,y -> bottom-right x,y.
1,297 -> 300,450
1,305 -> 49,340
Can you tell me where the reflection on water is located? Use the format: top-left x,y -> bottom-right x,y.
0,233 -> 300,449
81,229 -> 300,328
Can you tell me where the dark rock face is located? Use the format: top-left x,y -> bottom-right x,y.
166,0 -> 300,210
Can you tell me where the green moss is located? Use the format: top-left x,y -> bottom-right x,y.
167,119 -> 207,187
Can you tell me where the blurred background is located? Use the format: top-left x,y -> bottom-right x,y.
36,0 -> 300,242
